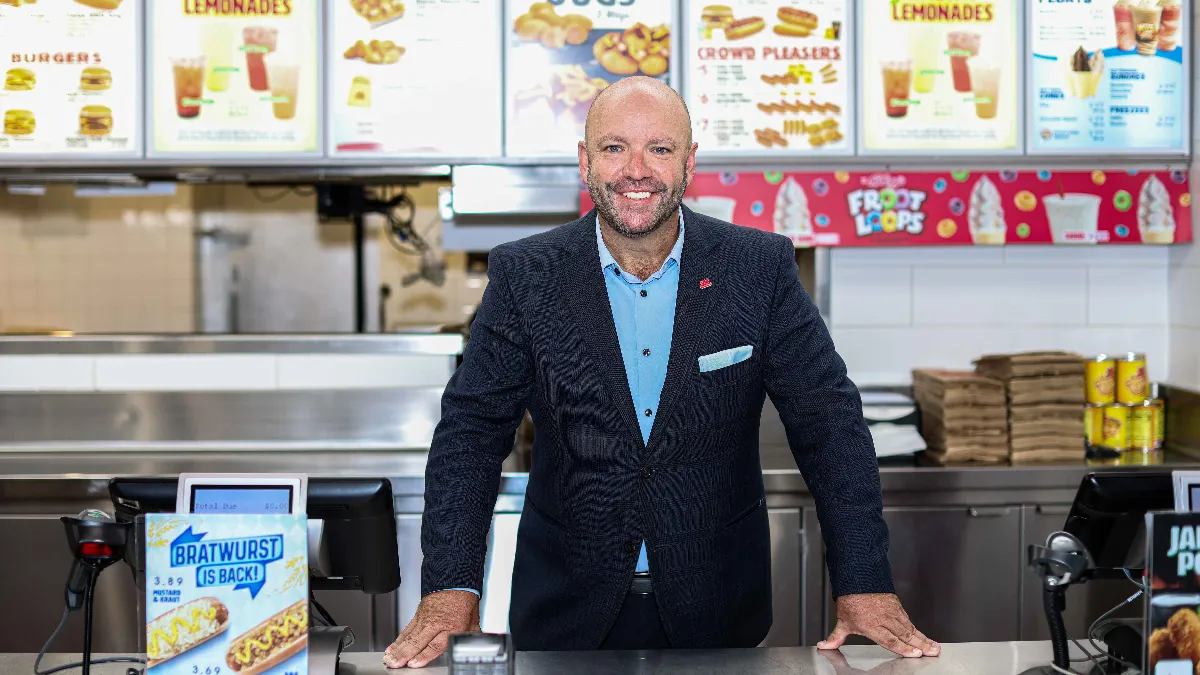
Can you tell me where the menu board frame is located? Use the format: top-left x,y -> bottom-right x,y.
680,0 -> 857,160
501,0 -> 683,161
143,0 -> 326,163
854,0 -> 1027,158
0,0 -> 146,166
1025,0 -> 1192,158
323,0 -> 504,164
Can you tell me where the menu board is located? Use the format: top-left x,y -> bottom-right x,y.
685,0 -> 850,156
1029,0 -> 1188,155
327,0 -> 502,158
859,0 -> 1020,153
148,1 -> 320,157
505,0 -> 674,158
0,0 -> 140,158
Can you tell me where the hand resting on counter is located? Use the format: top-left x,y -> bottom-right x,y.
818,593 -> 940,659
383,590 -> 480,669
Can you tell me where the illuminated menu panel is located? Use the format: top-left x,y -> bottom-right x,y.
685,0 -> 851,157
1028,0 -> 1188,155
0,0 -> 141,158
504,0 -> 675,158
859,0 -> 1021,153
148,0 -> 320,157
327,0 -> 502,159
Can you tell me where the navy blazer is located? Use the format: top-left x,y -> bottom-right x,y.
420,206 -> 893,650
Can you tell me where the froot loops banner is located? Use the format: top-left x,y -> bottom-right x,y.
579,169 -> 1192,246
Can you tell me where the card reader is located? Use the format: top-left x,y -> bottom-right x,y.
447,633 -> 514,675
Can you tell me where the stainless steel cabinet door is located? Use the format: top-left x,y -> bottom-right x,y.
1020,504 -> 1143,641
761,508 -> 803,647
0,516 -> 139,653
823,505 -> 1022,643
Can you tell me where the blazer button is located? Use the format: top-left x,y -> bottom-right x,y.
640,466 -> 653,479
625,540 -> 639,553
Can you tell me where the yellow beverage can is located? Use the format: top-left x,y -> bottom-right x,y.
1118,449 -> 1163,465
1130,403 -> 1155,450
1084,405 -> 1104,447
1116,352 -> 1148,404
1100,405 -> 1130,450
1085,355 -> 1116,404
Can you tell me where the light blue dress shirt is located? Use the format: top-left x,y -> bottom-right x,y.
448,213 -> 684,594
598,212 -> 684,573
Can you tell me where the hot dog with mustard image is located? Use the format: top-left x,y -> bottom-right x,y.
146,597 -> 230,668
225,600 -> 308,675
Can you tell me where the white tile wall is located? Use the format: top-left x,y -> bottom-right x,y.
830,246 -> 1172,385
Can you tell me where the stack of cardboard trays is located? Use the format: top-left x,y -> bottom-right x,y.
973,351 -> 1086,463
912,369 -> 1009,465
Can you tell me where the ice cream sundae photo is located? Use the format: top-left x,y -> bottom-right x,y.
1063,46 -> 1104,99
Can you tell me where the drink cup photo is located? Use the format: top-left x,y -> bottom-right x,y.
908,26 -> 939,94
1113,0 -> 1136,51
682,196 -> 737,223
969,62 -> 1000,119
882,60 -> 913,119
1043,193 -> 1102,244
202,23 -> 234,92
171,57 -> 206,119
1132,3 -> 1162,55
946,32 -> 980,92
242,26 -> 278,91
267,61 -> 299,121
1158,0 -> 1182,51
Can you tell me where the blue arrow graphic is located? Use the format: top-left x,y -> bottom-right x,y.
172,526 -> 207,546
234,577 -> 266,598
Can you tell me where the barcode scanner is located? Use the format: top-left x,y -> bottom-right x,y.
58,509 -> 130,675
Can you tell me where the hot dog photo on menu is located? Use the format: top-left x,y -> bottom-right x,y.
144,514 -> 310,675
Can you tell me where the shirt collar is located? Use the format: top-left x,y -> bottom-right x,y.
596,208 -> 685,282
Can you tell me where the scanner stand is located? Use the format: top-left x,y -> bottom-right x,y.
309,626 -> 355,675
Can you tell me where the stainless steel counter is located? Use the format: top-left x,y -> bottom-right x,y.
1,643 -> 1113,675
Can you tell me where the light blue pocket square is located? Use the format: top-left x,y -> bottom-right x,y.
698,345 -> 754,373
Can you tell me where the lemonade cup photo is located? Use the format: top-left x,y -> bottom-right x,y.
967,60 -> 1000,120
882,60 -> 913,119
265,59 -> 300,121
171,56 -> 206,119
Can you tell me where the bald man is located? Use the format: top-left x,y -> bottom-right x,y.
385,77 -> 936,668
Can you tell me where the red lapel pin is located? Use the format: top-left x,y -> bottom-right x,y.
699,278 -> 712,289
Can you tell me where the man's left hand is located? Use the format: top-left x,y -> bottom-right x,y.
817,593 -> 939,658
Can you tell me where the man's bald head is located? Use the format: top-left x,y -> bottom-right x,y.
584,76 -> 692,149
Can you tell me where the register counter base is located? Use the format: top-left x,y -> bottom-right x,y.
3,643 -> 1112,675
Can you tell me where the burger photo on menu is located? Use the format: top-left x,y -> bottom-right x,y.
506,0 -> 672,156
687,1 -> 849,156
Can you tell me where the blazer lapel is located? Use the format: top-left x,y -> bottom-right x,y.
560,213 -> 645,447
647,207 -> 728,450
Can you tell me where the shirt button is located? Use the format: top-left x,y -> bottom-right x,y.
640,290 -> 648,297
644,409 -> 652,417
642,348 -> 651,357
640,466 -> 653,479
613,268 -> 621,276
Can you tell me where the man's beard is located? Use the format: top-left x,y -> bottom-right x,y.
587,161 -> 688,239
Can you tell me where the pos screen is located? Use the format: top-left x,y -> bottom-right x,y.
189,486 -> 294,514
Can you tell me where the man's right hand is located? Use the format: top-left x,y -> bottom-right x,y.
383,590 -> 480,669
